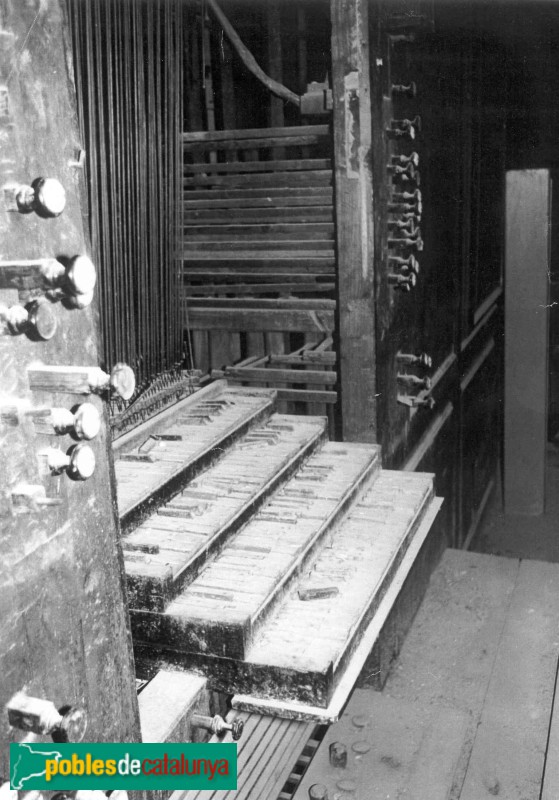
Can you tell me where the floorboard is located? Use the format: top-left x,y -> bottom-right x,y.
294,549 -> 559,800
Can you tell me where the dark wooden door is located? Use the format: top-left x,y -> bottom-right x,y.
0,0 -> 140,778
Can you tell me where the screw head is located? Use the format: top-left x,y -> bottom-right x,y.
309,784 -> 328,800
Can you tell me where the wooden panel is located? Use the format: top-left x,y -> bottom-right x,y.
504,170 -> 550,514
0,0 -> 139,768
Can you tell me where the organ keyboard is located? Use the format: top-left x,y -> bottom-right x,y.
114,381 -> 442,717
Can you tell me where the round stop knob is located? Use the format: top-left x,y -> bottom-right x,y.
73,403 -> 101,440
67,443 -> 96,480
27,300 -> 57,341
45,443 -> 96,480
52,706 -> 88,743
33,178 -> 67,217
66,255 -> 97,296
110,363 -> 136,400
7,693 -> 87,742
15,178 -> 66,217
64,289 -> 94,310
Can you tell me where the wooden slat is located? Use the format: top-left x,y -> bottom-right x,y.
266,387 -> 337,404
224,383 -> 337,405
182,124 -> 330,143
214,366 -> 337,386
184,158 -> 331,174
269,351 -> 336,366
183,134 -> 329,153
184,282 -> 336,296
182,188 -> 333,206
182,206 -> 333,223
182,258 -> 335,272
187,298 -> 336,310
184,272 -> 332,284
180,240 -> 334,252
185,307 -> 335,333
182,223 -> 334,239
184,170 -> 332,187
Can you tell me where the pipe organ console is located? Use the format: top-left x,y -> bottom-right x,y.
0,3 -> 443,798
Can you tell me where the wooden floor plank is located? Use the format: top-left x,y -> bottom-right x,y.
460,559 -> 559,800
541,663 -> 559,799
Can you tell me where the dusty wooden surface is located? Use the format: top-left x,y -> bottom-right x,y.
123,414 -> 327,610
133,465 -> 438,708
115,386 -> 276,528
132,441 -> 381,662
296,549 -> 559,800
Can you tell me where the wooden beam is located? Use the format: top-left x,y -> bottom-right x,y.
214,366 -> 337,386
183,169 -> 333,186
181,257 -> 335,272
182,125 -> 328,144
184,159 -> 331,174
186,297 -> 336,310
186,307 -> 335,333
184,282 -> 336,296
331,0 -> 376,442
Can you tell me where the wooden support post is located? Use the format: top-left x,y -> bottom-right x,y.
267,1 -> 285,161
331,0 -> 376,442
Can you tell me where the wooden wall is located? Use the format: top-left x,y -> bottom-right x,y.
370,3 -> 507,547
